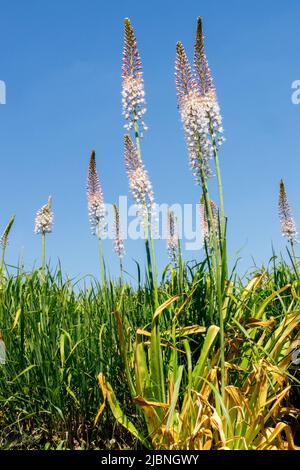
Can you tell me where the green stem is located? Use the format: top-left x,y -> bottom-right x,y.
133,113 -> 158,308
144,221 -> 156,308
133,113 -> 164,401
199,158 -> 225,400
209,119 -> 228,285
134,121 -> 142,162
42,232 -> 45,273
149,222 -> 159,309
291,241 -> 299,279
177,236 -> 184,292
0,246 -> 5,276
120,258 -> 124,285
198,125 -> 227,398
209,119 -> 225,238
97,233 -> 106,287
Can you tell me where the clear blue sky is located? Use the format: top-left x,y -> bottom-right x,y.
0,0 -> 299,280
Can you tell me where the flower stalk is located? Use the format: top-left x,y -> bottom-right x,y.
176,22 -> 227,399
87,150 -> 106,286
34,196 -> 53,274
122,18 -> 163,403
122,18 -> 158,308
278,179 -> 298,273
194,17 -> 226,257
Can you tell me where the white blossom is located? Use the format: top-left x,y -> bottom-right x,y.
34,197 -> 53,235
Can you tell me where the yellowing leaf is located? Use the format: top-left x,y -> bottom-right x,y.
153,295 -> 180,321
12,308 -> 22,330
133,395 -> 169,409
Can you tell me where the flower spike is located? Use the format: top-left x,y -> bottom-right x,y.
122,18 -> 147,132
278,179 -> 297,244
200,194 -> 219,244
175,41 -> 211,182
193,17 -> 224,148
34,196 -> 54,235
87,150 -> 106,237
124,135 -> 154,225
167,209 -> 178,264
113,203 -> 125,259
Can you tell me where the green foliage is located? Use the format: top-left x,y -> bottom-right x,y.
0,257 -> 299,449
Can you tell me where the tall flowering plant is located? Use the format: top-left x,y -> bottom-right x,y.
175,18 -> 227,397
278,179 -> 298,272
278,179 -> 297,244
34,196 -> 53,273
194,17 -> 225,244
87,150 -> 106,285
122,18 -> 158,307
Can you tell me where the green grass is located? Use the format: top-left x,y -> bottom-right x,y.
0,255 -> 299,449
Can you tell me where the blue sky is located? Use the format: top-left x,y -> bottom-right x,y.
0,0 -> 300,281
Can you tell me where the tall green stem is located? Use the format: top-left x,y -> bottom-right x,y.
41,232 -> 45,274
210,120 -> 225,238
290,241 -> 299,279
177,235 -> 184,292
134,121 -> 142,162
199,157 -> 225,400
0,247 -> 5,274
149,223 -> 159,309
97,231 -> 106,287
209,119 -> 228,285
133,114 -> 163,401
120,259 -> 124,285
134,116 -> 158,308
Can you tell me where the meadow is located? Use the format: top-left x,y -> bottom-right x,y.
0,18 -> 300,450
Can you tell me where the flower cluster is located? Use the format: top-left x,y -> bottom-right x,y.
278,179 -> 297,244
203,91 -> 224,148
200,196 -> 219,244
124,135 -> 154,224
113,204 -> 125,258
167,209 -> 178,263
194,17 -> 224,148
87,150 -> 106,237
122,18 -> 147,132
176,42 -> 211,181
34,197 -> 54,235
175,18 -> 224,183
